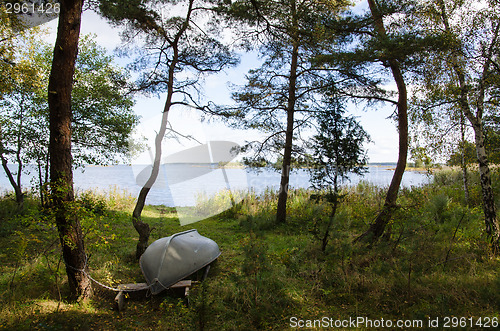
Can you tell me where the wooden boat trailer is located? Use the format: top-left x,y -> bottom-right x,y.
114,280 -> 191,312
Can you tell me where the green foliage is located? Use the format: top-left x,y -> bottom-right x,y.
411,146 -> 435,168
235,231 -> 288,329
286,189 -> 323,227
409,0 -> 500,170
77,191 -> 107,216
0,5 -> 30,98
305,99 -> 370,250
71,34 -> 139,166
99,0 -> 238,99
220,0 -> 351,168
234,189 -> 278,231
157,297 -> 194,329
0,195 -> 21,227
0,173 -> 500,329
192,189 -> 245,218
485,128 -> 500,164
433,167 -> 483,205
443,118 -> 500,166
307,98 -> 370,190
0,31 -> 139,207
447,141 -> 478,166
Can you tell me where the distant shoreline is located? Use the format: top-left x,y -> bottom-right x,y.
76,162 -> 437,173
83,162 -> 426,171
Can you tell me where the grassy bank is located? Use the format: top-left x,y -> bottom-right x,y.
0,168 -> 499,330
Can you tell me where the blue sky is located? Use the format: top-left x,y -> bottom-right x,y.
41,4 -> 400,164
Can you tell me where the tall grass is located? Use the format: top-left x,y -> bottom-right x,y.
0,169 -> 499,329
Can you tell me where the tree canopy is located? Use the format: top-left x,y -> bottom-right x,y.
0,30 -> 138,207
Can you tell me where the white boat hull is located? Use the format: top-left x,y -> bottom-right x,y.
139,229 -> 221,294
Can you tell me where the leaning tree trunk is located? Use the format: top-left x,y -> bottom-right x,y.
131,5 -> 192,258
48,0 -> 91,300
132,107 -> 169,259
0,154 -> 24,209
276,5 -> 299,224
356,0 -> 408,243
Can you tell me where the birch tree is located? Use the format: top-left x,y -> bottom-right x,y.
410,0 -> 500,246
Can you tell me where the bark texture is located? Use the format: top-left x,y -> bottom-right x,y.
437,0 -> 499,246
276,0 -> 299,224
356,0 -> 408,242
460,113 -> 470,205
131,0 -> 192,259
469,117 -> 499,243
48,0 -> 91,300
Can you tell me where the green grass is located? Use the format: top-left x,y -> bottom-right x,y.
0,169 -> 499,330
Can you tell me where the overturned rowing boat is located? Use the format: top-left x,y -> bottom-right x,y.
139,229 -> 221,295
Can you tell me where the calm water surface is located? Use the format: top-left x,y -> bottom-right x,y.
0,164 -> 430,206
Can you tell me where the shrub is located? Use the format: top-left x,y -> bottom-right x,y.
76,191 -> 107,216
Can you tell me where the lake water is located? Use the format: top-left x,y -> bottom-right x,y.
0,164 -> 430,207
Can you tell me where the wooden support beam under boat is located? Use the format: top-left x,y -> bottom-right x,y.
114,280 -> 196,312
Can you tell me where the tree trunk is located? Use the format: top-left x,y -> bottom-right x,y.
470,21 -> 500,246
356,0 -> 408,243
0,154 -> 24,209
130,0 -> 195,259
37,159 -> 45,207
132,107 -> 169,259
275,102 -> 295,224
458,78 -> 499,244
0,108 -> 24,209
437,0 -> 500,247
460,112 -> 469,205
15,99 -> 24,210
470,117 -> 499,244
322,188 -> 339,252
48,0 -> 91,300
276,1 -> 299,224
132,188 -> 152,259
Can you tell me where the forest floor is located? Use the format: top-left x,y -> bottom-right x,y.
0,168 -> 499,330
